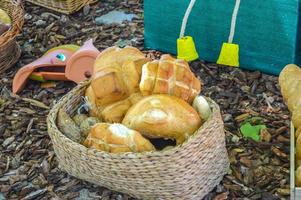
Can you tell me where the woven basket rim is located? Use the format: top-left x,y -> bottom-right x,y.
0,40 -> 21,73
47,80 -> 222,158
0,0 -> 24,46
27,0 -> 97,15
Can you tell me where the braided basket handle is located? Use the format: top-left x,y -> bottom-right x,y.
180,0 -> 196,38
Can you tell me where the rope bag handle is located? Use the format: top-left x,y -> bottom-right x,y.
228,0 -> 241,43
179,0 -> 197,38
180,0 -> 241,41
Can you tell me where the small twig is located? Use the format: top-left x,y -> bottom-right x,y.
5,156 -> 10,172
26,118 -> 34,134
22,98 -> 50,109
262,93 -> 275,112
231,179 -> 254,192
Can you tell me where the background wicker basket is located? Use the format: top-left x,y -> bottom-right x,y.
0,0 -> 24,74
47,81 -> 230,200
27,0 -> 97,15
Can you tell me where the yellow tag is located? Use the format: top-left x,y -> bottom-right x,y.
217,42 -> 240,67
177,36 -> 199,62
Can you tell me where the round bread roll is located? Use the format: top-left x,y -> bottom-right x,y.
83,123 -> 155,153
122,95 -> 202,144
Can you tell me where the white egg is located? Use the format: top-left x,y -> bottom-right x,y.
192,95 -> 212,121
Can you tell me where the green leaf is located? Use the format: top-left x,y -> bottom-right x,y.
240,122 -> 266,142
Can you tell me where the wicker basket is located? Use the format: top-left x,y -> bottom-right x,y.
0,0 -> 24,74
27,0 -> 97,15
47,81 -> 230,200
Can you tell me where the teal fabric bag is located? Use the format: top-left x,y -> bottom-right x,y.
144,0 -> 301,75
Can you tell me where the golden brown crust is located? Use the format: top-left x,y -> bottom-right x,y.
87,46 -> 148,115
100,93 -> 144,123
91,66 -> 128,106
101,99 -> 132,123
279,64 -> 301,129
94,46 -> 145,72
140,60 -> 159,96
279,64 -> 301,101
122,95 -> 202,144
83,123 -> 155,153
139,54 -> 201,103
121,58 -> 151,94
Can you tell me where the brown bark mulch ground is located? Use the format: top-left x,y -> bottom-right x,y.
0,1 -> 290,199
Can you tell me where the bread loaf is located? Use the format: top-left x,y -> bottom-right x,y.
91,65 -> 129,106
101,93 -> 144,123
280,65 -> 301,187
279,64 -> 301,129
101,98 -> 132,123
93,46 -> 145,72
279,64 -> 301,101
83,123 -> 155,153
122,95 -> 202,144
86,46 -> 150,115
140,55 -> 201,103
